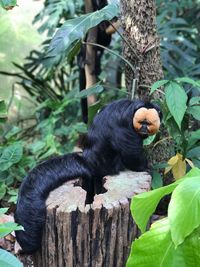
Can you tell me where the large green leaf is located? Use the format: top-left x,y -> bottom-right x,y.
43,4 -> 119,67
131,168 -> 200,233
150,80 -> 169,95
0,249 -> 23,267
130,181 -> 179,233
126,218 -> 200,267
168,177 -> 200,247
165,81 -> 188,129
0,143 -> 23,171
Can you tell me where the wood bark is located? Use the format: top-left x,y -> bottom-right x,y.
121,0 -> 164,99
33,171 -> 151,267
120,0 -> 174,179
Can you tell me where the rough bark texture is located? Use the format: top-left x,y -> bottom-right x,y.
120,0 -> 174,182
121,0 -> 164,99
33,171 -> 151,267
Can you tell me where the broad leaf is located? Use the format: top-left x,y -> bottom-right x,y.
131,168 -> 200,233
0,208 -> 8,215
165,81 -> 187,129
152,171 -> 163,189
0,248 -> 23,267
168,176 -> 200,247
187,129 -> 200,149
126,218 -> 200,267
0,143 -> 23,171
76,84 -> 104,98
175,77 -> 200,88
187,147 -> 200,159
189,96 -> 200,106
0,222 -> 23,238
126,219 -> 175,267
44,4 -> 119,67
150,80 -> 169,94
188,106 -> 200,121
130,181 -> 179,233
165,153 -> 186,179
143,134 -> 156,146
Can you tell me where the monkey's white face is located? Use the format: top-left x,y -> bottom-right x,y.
133,107 -> 161,137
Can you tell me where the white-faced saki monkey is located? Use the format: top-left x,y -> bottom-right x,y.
15,99 -> 162,253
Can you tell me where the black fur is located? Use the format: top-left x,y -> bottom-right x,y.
14,99 -> 161,253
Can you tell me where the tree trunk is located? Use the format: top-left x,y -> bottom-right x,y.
33,171 -> 151,267
121,0 -> 163,99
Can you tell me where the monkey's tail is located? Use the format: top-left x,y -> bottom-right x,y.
14,153 -> 91,254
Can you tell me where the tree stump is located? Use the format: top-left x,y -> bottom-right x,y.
33,171 -> 151,267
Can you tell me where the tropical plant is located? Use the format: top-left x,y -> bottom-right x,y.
126,167 -> 200,267
0,208 -> 23,267
150,77 -> 200,181
0,0 -> 17,10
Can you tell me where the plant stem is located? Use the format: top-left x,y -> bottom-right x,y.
82,41 -> 135,73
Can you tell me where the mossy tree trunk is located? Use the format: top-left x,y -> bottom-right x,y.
121,0 -> 163,99
121,0 -> 173,185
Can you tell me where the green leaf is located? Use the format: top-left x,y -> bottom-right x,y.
187,129 -> 200,149
165,81 -> 188,129
143,134 -> 156,146
0,248 -> 23,267
0,0 -> 17,9
150,80 -> 169,94
152,171 -> 163,189
175,77 -> 200,88
188,106 -> 200,121
0,183 -> 6,200
126,218 -> 200,267
0,222 -> 23,238
0,208 -> 8,215
130,181 -> 179,233
88,101 -> 102,125
4,127 -> 21,140
28,141 -> 46,154
131,168 -> 199,233
168,176 -> 200,247
184,167 -> 200,177
187,147 -> 200,159
189,96 -> 200,106
0,100 -> 7,122
73,123 -> 87,134
0,143 -> 23,171
44,4 -> 119,67
126,219 -> 174,267
76,84 -> 104,98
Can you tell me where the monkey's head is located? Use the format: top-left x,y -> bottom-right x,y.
133,103 -> 162,138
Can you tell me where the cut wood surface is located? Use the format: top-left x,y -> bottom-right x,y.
33,171 -> 151,267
